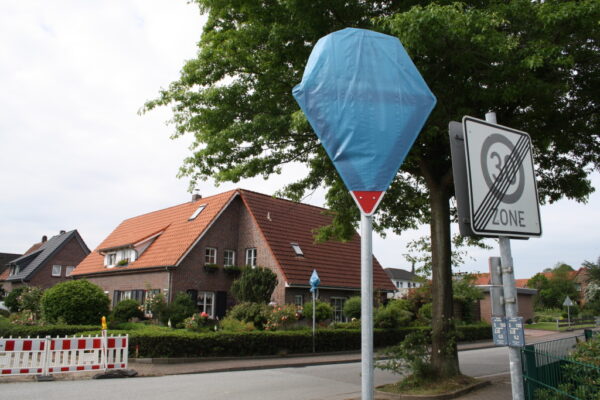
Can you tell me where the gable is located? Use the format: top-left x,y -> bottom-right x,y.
239,190 -> 395,291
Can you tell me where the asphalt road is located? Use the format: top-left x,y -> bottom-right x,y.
0,347 -> 510,400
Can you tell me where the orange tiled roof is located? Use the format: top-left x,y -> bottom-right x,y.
239,190 -> 395,291
0,268 -> 9,281
473,273 -> 490,286
72,190 -> 238,275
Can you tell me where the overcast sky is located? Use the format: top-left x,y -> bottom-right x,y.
1,1 -> 598,279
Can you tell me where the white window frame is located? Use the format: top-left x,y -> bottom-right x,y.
51,265 -> 62,277
331,297 -> 346,323
223,250 -> 236,267
189,204 -> 206,221
291,243 -> 303,256
294,295 -> 303,307
106,252 -> 117,267
245,248 -> 257,268
205,247 -> 217,265
198,291 -> 215,318
65,266 -> 75,276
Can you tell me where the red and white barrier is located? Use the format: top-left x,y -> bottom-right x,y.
0,332 -> 128,377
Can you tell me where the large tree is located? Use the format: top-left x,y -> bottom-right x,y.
146,0 -> 600,378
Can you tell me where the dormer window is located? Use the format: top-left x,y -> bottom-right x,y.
291,243 -> 303,256
106,253 -> 117,267
105,248 -> 137,268
189,204 -> 206,221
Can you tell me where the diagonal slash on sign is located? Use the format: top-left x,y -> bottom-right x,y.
473,135 -> 530,231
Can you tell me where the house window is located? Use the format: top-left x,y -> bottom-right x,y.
106,253 -> 117,267
189,204 -> 206,221
65,266 -> 75,276
331,297 -> 346,322
224,250 -> 236,266
9,266 -> 17,276
51,265 -> 62,277
113,289 -> 147,307
205,247 -> 217,264
245,248 -> 257,267
397,281 -> 402,288
198,291 -> 215,318
295,295 -> 303,307
291,243 -> 303,256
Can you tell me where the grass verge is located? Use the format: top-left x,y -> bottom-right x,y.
525,322 -> 597,331
378,374 -> 478,395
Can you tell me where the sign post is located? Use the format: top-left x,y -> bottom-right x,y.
563,296 -> 574,330
293,28 -> 436,400
309,269 -> 320,352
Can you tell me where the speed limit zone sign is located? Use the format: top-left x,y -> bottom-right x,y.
463,116 -> 542,238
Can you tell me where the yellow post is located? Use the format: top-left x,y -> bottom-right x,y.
101,316 -> 107,330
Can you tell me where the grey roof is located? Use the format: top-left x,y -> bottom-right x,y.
384,268 -> 416,281
6,230 -> 89,282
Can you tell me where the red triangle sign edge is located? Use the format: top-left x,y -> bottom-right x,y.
351,191 -> 385,215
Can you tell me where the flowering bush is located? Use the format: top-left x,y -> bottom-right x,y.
264,304 -> 298,331
184,312 -> 218,332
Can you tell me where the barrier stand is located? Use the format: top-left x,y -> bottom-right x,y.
101,316 -> 107,372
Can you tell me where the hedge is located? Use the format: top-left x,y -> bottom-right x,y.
0,324 -> 99,338
93,324 -> 489,358
0,323 -> 492,358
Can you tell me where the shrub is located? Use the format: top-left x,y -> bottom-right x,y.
224,265 -> 241,276
167,292 -> 196,327
184,312 -> 218,332
264,304 -> 298,331
417,303 -> 432,324
147,292 -> 169,323
227,302 -> 272,330
377,331 -> 434,384
111,299 -> 144,323
343,296 -> 361,320
40,280 -> 110,325
4,287 -> 26,313
231,267 -> 277,303
0,324 -> 99,337
303,300 -> 333,322
375,300 -> 413,329
220,316 -> 256,332
19,286 -> 44,320
0,309 -> 9,318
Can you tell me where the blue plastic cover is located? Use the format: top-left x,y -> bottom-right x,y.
309,269 -> 320,293
293,28 -> 436,192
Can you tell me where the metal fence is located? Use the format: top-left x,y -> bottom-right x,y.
521,334 -> 600,400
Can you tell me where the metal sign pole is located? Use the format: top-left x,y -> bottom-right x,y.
486,112 -> 525,400
361,212 -> 374,400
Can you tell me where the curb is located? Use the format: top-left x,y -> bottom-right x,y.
372,379 -> 491,400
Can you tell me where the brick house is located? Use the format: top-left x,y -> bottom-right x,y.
72,189 -> 395,320
473,273 -> 537,323
0,231 -> 90,292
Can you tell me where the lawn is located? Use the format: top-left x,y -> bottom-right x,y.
525,322 -> 597,331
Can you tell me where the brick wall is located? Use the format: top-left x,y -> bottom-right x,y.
26,236 -> 89,290
479,291 -> 535,323
84,270 -> 169,306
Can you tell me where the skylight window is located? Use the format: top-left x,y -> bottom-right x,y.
291,243 -> 304,256
189,204 -> 206,221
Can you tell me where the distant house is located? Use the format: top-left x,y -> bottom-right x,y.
72,189 -> 395,320
472,273 -> 537,323
384,267 -> 422,298
0,231 -> 90,292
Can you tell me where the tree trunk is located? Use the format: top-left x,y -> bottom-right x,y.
429,181 -> 460,378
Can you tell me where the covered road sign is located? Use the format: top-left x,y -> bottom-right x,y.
292,28 -> 436,215
463,116 -> 542,238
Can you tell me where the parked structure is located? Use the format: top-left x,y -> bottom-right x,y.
473,273 -> 537,323
384,267 -> 422,298
0,231 -> 90,292
72,189 -> 395,320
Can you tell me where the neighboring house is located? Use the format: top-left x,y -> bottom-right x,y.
473,273 -> 537,323
0,231 -> 90,292
72,189 -> 395,320
0,252 -> 21,293
384,267 -> 422,298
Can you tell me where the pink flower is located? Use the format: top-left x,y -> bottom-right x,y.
200,312 -> 209,318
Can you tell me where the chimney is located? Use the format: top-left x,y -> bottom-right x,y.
59,230 -> 66,234
191,193 -> 202,202
41,235 -> 47,243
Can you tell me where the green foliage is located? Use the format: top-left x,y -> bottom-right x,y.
377,331 -> 433,381
111,299 -> 144,323
0,284 -> 5,300
453,274 -> 484,323
147,292 -> 169,323
303,300 -> 333,323
223,265 -> 241,276
406,284 -> 432,315
264,304 -> 299,331
417,303 -> 432,324
219,316 -> 256,332
529,268 -> 580,310
184,313 -> 218,332
40,280 -> 109,325
168,292 -> 197,327
15,286 -> 44,321
343,296 -> 361,320
0,323 -> 99,338
584,256 -> 600,285
4,286 -> 26,313
0,309 -> 9,318
230,267 -> 277,304
203,263 -> 219,273
375,300 -> 414,329
227,302 -> 272,330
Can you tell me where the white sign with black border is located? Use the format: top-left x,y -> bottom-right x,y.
463,116 -> 542,238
